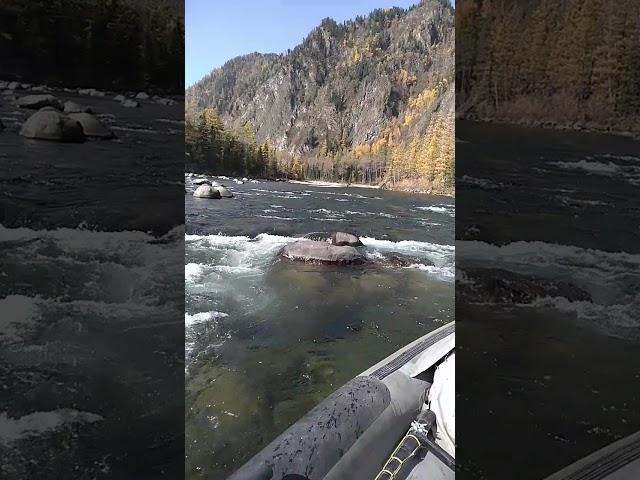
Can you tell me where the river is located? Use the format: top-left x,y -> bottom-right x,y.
0,88 -> 184,478
185,178 -> 455,479
456,121 -> 640,479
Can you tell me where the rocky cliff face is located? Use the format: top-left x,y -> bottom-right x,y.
187,0 -> 454,158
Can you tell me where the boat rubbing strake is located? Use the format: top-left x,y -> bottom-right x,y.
227,322 -> 455,480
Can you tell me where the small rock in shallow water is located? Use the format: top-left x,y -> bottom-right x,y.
192,178 -> 212,186
135,92 -> 150,100
121,99 -> 140,108
63,101 -> 92,113
193,185 -> 221,199
331,232 -> 363,247
16,94 -> 62,110
19,107 -> 85,142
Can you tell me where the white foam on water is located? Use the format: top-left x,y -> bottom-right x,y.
186,233 -> 296,274
599,153 -> 640,163
458,240 -> 640,332
529,296 -> 640,330
1,224 -> 184,344
416,205 -> 455,216
0,295 -> 42,342
459,175 -> 501,189
360,237 -> 454,281
256,215 -> 300,221
153,118 -> 184,125
318,191 -> 383,200
555,195 -> 609,207
111,126 -> 160,134
0,409 -> 103,444
549,158 -> 640,185
406,263 -> 455,281
185,311 -> 228,327
185,263 -> 205,283
549,160 -> 620,175
343,210 -> 398,219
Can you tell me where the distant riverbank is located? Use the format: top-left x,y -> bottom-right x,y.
186,173 -> 454,197
459,112 -> 640,141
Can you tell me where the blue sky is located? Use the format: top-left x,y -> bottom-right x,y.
186,0 -> 428,87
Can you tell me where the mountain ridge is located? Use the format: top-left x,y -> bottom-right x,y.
186,0 -> 454,193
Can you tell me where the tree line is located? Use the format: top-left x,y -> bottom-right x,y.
185,102 -> 454,194
456,0 -> 640,132
185,106 -> 304,180
0,0 -> 184,92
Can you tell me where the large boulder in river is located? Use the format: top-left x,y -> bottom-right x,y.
67,113 -> 113,138
16,94 -> 62,110
282,240 -> 366,265
331,232 -> 363,247
63,101 -> 91,113
193,185 -> 221,199
215,186 -> 233,197
19,107 -> 84,142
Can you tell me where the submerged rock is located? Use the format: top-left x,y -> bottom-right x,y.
193,185 -> 221,199
16,94 -> 62,110
457,268 -> 592,304
281,240 -> 366,265
192,178 -> 212,186
135,92 -> 150,100
19,107 -> 84,142
114,94 -> 126,102
331,232 -> 363,247
7,81 -> 19,90
63,101 -> 92,113
121,99 -> 140,108
67,113 -> 114,138
382,253 -> 432,268
78,88 -> 104,96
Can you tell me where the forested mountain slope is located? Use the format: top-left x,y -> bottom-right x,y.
186,0 -> 454,194
456,0 -> 640,135
0,0 -> 184,92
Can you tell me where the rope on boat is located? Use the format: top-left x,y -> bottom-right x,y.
374,410 -> 436,480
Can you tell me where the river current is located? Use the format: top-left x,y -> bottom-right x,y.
185,178 -> 455,479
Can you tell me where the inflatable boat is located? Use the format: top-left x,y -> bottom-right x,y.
544,429 -> 640,480
227,322 -> 455,480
